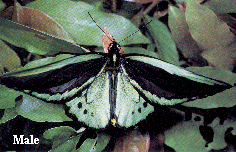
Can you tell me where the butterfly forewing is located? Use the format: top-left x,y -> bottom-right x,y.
0,53 -> 106,103
122,54 -> 232,105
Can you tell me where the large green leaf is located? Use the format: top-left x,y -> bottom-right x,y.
0,99 -> 22,124
176,0 -> 236,13
43,126 -> 85,152
168,6 -> 204,65
2,54 -> 79,78
93,133 -> 111,152
0,0 -> 5,11
203,0 -> 236,13
0,85 -> 21,109
27,0 -> 150,46
145,16 -> 179,65
123,47 -> 159,58
17,94 -> 72,122
165,113 -> 236,151
77,133 -> 110,152
0,40 -> 21,74
0,18 -> 86,55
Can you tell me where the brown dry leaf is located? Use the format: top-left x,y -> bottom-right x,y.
102,28 -> 124,54
1,1 -> 75,44
0,5 -> 13,19
114,129 -> 150,152
102,27 -> 113,53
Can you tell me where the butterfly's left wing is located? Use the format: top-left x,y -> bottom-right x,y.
0,53 -> 113,128
121,54 -> 232,106
0,53 -> 106,103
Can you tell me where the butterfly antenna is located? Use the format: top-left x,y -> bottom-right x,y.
88,12 -> 106,33
118,20 -> 152,44
88,12 -> 114,42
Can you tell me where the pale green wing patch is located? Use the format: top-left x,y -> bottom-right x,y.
115,70 -> 154,128
66,67 -> 110,129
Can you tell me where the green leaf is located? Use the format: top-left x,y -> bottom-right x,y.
77,133 -> 110,152
93,133 -> 110,152
0,0 -> 5,11
186,66 -> 236,85
0,99 -> 22,124
0,18 -> 86,55
0,85 -> 21,109
17,94 -> 72,122
6,54 -> 75,75
168,6 -> 202,60
50,135 -> 82,152
145,16 -> 179,65
146,43 -> 160,58
186,0 -> 236,70
203,0 -> 236,13
0,40 -> 21,74
43,126 -> 85,151
27,0 -> 150,46
2,54 -> 102,78
43,126 -> 78,140
165,113 -> 236,151
77,138 -> 96,152
123,47 -> 159,58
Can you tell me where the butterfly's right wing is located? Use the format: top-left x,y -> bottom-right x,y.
115,69 -> 154,128
121,54 -> 232,106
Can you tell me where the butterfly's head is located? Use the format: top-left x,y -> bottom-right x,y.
108,40 -> 121,55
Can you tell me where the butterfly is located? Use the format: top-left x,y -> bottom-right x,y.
0,17 -> 232,129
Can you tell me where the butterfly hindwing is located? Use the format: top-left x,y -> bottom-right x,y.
122,54 -> 232,105
115,69 -> 154,128
66,65 -> 111,128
